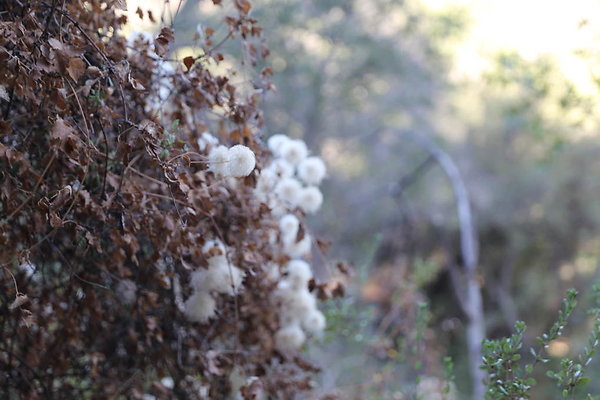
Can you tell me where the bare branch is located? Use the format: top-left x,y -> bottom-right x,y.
405,130 -> 486,400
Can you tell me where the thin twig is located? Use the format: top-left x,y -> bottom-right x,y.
2,265 -> 20,295
96,117 -> 110,200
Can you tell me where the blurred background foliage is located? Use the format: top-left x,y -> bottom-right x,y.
126,0 -> 600,398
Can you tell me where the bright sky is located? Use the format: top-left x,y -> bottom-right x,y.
425,0 -> 600,92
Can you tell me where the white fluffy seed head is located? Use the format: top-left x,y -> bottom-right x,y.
279,309 -> 299,327
279,214 -> 300,242
197,132 -> 219,152
208,145 -> 230,177
283,234 -> 312,259
256,169 -> 277,194
192,262 -> 245,295
298,186 -> 323,214
297,156 -> 326,185
283,289 -> 317,317
275,178 -> 302,205
268,196 -> 287,218
280,139 -> 308,166
274,324 -> 306,351
267,158 -> 294,179
302,309 -> 326,333
184,291 -> 217,323
227,145 -> 256,177
160,377 -> 175,389
267,134 -> 291,156
286,260 -> 313,289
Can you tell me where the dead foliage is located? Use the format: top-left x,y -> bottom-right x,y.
0,1 -> 338,398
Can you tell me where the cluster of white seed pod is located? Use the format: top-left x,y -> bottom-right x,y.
208,143 -> 256,178
255,134 -> 326,217
273,260 -> 326,352
184,240 -> 245,323
183,132 -> 326,352
254,134 -> 328,352
192,131 -> 257,178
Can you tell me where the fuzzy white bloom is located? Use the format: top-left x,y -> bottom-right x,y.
275,178 -> 302,206
207,254 -> 228,268
298,186 -> 323,214
191,262 -> 245,295
255,169 -> 277,194
274,324 -> 306,351
278,309 -> 299,327
116,279 -> 137,305
287,260 -> 312,284
280,139 -> 308,166
267,134 -> 291,156
160,377 -> 175,389
279,214 -> 300,242
197,132 -> 219,152
266,158 -> 294,179
275,280 -> 314,308
208,145 -> 230,177
285,289 -> 317,317
268,197 -> 287,218
297,156 -> 326,185
283,234 -> 312,259
227,145 -> 256,177
184,291 -> 217,323
302,309 -> 326,333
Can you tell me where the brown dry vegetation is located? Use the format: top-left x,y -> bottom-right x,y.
0,1 -> 340,398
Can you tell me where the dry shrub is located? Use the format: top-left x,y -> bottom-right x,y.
0,1 -> 341,398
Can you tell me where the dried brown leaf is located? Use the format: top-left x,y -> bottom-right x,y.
183,56 -> 195,71
235,0 -> 252,14
66,58 -> 86,81
51,117 -> 76,141
49,212 -> 64,227
129,76 -> 146,91
154,26 -> 174,58
9,294 -> 29,310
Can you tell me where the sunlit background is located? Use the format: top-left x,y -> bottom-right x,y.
123,0 -> 600,398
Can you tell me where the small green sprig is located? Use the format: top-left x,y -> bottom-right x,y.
481,289 -> 580,399
547,285 -> 600,397
525,288 -> 578,375
442,356 -> 455,399
482,320 -> 534,399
